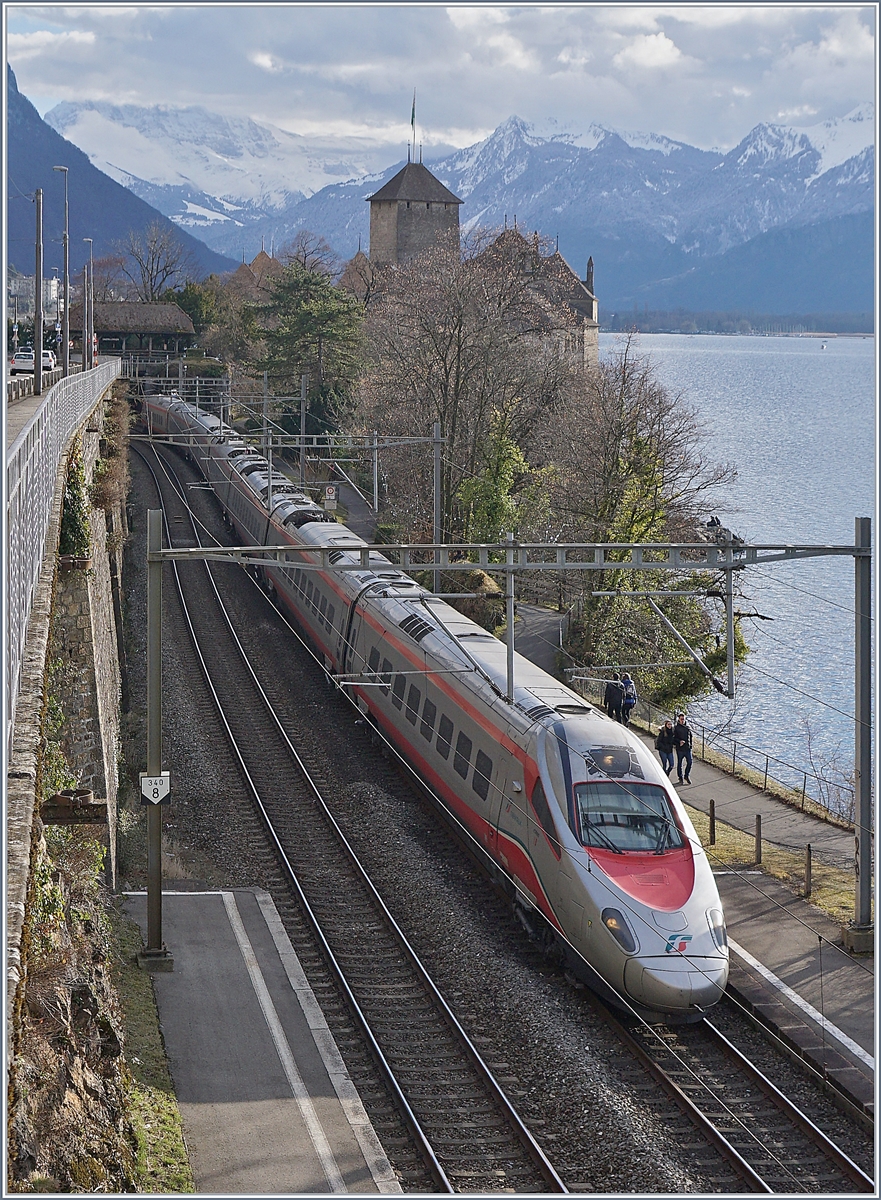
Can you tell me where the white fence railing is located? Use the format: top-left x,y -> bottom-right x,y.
5,361 -> 120,751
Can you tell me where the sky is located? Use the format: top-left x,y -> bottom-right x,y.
4,3 -> 877,158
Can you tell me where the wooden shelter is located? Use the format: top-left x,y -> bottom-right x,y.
68,301 -> 196,356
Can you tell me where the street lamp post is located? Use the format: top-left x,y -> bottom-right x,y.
35,188 -> 43,396
83,237 -> 93,369
53,165 -> 70,377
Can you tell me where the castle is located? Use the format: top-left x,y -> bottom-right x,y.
362,157 -> 599,367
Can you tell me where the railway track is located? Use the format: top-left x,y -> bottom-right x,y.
579,987 -> 873,1193
138,442 -> 567,1193
131,438 -> 873,1193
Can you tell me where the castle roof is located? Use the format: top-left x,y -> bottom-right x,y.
367,161 -> 462,205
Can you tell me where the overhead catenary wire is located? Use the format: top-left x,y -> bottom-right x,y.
143,420 -> 871,986
751,565 -> 872,620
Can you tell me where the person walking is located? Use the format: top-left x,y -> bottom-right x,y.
673,712 -> 693,784
604,673 -> 624,723
655,720 -> 675,776
621,673 -> 638,726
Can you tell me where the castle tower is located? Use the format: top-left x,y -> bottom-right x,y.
367,161 -> 462,264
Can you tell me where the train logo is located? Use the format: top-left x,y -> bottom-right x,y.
665,934 -> 693,954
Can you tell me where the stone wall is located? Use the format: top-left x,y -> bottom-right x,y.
50,420 -> 125,883
6,381 -> 125,1057
369,198 -> 460,264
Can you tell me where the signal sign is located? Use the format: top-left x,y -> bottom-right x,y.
140,772 -> 171,805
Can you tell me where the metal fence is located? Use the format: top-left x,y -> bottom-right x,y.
6,361 -> 120,751
568,672 -> 855,822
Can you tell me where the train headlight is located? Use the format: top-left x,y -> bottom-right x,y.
707,908 -> 728,952
602,908 -> 637,954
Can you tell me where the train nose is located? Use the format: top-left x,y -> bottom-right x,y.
624,957 -> 728,1013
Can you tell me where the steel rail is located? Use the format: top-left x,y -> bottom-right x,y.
139,443 -> 568,1194
701,1018 -> 874,1192
585,996 -> 774,1193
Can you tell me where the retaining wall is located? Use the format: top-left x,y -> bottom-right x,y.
5,382 -> 125,1057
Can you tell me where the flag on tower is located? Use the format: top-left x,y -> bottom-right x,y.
411,90 -> 416,147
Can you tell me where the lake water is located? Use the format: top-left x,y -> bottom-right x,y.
597,332 -> 876,799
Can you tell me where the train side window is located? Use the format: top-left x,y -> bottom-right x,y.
391,674 -> 406,710
326,604 -> 335,629
380,658 -> 392,696
405,684 -> 421,725
367,646 -> 380,680
305,578 -> 314,604
318,594 -> 328,620
472,749 -> 493,802
420,698 -> 437,740
453,732 -> 472,779
437,714 -> 454,759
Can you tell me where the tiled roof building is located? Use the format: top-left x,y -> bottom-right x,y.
367,161 -> 462,264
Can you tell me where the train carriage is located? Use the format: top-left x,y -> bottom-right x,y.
139,392 -> 729,1020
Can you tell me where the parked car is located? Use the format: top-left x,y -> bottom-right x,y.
42,349 -> 57,369
10,351 -> 35,374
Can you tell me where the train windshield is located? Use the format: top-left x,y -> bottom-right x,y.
574,782 -> 685,853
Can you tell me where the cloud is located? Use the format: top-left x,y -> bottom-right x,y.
557,46 -> 592,68
249,50 -> 285,74
5,5 -> 875,158
446,7 -> 510,31
7,28 -> 95,59
613,32 -> 684,70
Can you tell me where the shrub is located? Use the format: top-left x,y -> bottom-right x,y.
58,438 -> 91,558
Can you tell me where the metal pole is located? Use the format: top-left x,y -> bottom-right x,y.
646,597 -> 725,693
709,798 -> 716,845
83,237 -> 93,370
53,165 -> 69,376
146,510 -> 164,955
81,266 -> 88,370
755,814 -> 762,865
34,189 -> 44,396
433,421 -> 442,595
12,295 -> 18,355
804,844 -> 812,900
372,430 -> 379,512
505,532 -> 515,702
724,556 -> 736,699
853,517 -> 872,933
300,373 -> 308,488
263,370 -> 273,514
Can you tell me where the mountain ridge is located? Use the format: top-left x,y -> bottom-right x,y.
6,66 -> 237,280
27,80 -> 876,313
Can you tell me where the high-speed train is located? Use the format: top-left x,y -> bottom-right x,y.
141,392 -> 729,1021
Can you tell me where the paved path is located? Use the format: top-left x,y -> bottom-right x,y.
126,889 -> 400,1194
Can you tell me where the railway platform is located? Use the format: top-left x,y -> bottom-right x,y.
125,888 -> 402,1195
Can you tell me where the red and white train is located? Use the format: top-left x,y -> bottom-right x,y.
141,392 -> 729,1021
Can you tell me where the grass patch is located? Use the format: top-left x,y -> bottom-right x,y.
684,804 -> 859,926
109,903 -> 194,1193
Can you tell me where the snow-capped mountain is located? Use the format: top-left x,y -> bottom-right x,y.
43,98 -> 874,310
44,100 -> 382,238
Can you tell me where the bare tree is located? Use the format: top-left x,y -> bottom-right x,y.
279,229 -> 340,275
528,332 -> 739,685
91,254 -> 131,301
353,231 -> 577,542
117,221 -> 197,301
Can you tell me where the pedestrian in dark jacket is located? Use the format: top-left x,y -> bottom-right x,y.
604,673 -> 624,722
655,720 -> 675,776
673,713 -> 693,784
621,673 -> 638,726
